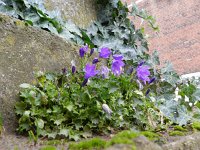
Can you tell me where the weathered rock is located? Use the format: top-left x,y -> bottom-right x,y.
106,136 -> 162,150
106,144 -> 134,150
0,13 -> 79,133
43,0 -> 97,28
162,132 -> 200,150
134,136 -> 162,150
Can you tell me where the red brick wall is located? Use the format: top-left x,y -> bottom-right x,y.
124,0 -> 200,74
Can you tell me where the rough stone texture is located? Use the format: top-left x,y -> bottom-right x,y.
124,0 -> 200,75
134,136 -> 162,150
43,0 -> 97,28
162,132 -> 200,150
0,13 -> 79,133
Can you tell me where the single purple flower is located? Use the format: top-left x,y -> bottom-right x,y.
145,88 -> 151,96
100,66 -> 110,78
92,58 -> 99,64
111,60 -> 125,76
72,66 -> 76,74
149,77 -> 156,84
82,79 -> 88,87
84,64 -> 99,79
113,54 -> 123,60
99,47 -> 111,59
79,45 -> 88,58
90,48 -> 94,56
136,64 -> 150,84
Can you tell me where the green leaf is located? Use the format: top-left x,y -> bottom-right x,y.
19,83 -> 32,89
35,119 -> 44,129
59,129 -> 69,137
65,20 -> 81,36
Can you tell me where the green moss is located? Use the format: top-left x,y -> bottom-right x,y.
43,139 -> 67,146
106,130 -> 138,150
141,131 -> 160,140
69,138 -> 106,150
169,131 -> 185,136
192,122 -> 200,130
174,125 -> 187,132
40,145 -> 57,150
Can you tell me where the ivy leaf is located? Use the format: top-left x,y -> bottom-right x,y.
35,119 -> 44,129
87,23 -> 98,36
65,20 -> 81,36
59,129 -> 69,137
15,102 -> 27,115
19,83 -> 32,89
193,88 -> 200,101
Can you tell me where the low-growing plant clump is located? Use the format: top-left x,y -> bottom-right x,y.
15,45 -> 200,141
1,0 -> 199,144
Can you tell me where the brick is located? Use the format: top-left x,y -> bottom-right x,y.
124,0 -> 200,74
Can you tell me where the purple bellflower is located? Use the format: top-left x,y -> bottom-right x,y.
99,47 -> 111,59
111,59 -> 125,76
84,64 -> 99,79
136,64 -> 150,84
79,45 -> 88,58
100,66 -> 110,78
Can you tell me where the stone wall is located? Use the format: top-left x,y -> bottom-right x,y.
43,0 -> 97,28
124,0 -> 200,74
0,14 -> 80,132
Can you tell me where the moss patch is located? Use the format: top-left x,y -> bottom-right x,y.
169,131 -> 185,136
192,122 -> 200,131
174,125 -> 187,132
40,145 -> 57,150
42,139 -> 67,146
141,131 -> 160,141
69,138 -> 106,150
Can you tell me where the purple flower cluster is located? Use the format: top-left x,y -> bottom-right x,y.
76,46 -> 155,89
80,47 -> 125,82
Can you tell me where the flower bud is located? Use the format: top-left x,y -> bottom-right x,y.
62,67 -> 67,74
72,66 -> 76,74
90,48 -> 94,56
145,88 -> 151,96
149,77 -> 156,84
81,79 -> 88,87
92,58 -> 99,64
102,104 -> 113,115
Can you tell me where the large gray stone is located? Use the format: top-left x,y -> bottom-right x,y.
0,13 -> 79,133
43,0 -> 97,28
